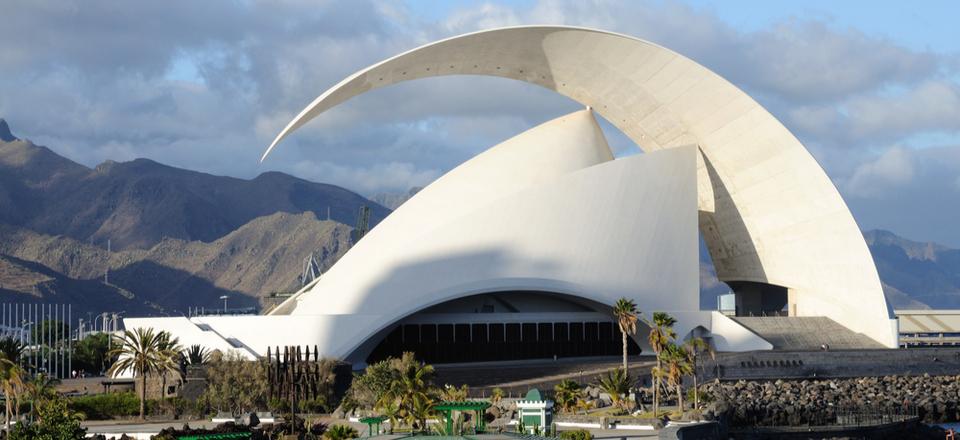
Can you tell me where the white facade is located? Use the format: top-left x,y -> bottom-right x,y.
125,25 -> 895,360
264,25 -> 896,348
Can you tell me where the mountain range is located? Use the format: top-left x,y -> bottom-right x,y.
0,118 -> 957,320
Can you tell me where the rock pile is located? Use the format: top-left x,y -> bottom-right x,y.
702,374 -> 960,426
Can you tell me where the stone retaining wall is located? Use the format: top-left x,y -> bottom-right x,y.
709,347 -> 960,381
703,374 -> 960,426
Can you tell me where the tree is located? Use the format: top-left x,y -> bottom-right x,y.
183,345 -> 211,366
662,343 -> 692,415
8,395 -> 86,440
344,358 -> 398,411
409,397 -> 433,432
612,298 -> 639,373
24,373 -> 59,422
31,321 -> 69,347
682,337 -> 711,410
553,379 -> 581,413
155,332 -> 183,400
0,337 -> 25,430
596,369 -> 632,411
72,333 -> 112,375
0,338 -> 24,365
200,350 -> 268,416
646,312 -> 676,416
0,355 -> 24,431
107,327 -> 177,420
441,383 -> 469,401
324,424 -> 359,440
381,400 -> 400,434
490,387 -> 504,405
377,353 -> 435,430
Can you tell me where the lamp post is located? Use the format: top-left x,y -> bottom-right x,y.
220,295 -> 229,313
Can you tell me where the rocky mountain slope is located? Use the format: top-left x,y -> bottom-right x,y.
0,119 -> 957,317
0,120 -> 388,250
0,212 -> 351,317
864,230 -> 960,309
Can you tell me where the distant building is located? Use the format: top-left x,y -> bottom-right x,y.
717,293 -> 736,316
896,310 -> 960,347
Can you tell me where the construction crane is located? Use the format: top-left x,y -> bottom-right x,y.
353,205 -> 371,243
300,252 -> 322,287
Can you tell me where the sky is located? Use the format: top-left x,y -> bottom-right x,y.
1,0 -> 958,246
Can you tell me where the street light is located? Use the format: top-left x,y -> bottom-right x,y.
220,295 -> 229,313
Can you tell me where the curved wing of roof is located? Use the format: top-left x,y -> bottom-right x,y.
270,109 -> 613,316
264,26 -> 896,347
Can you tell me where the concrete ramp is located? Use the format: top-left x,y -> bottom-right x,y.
731,317 -> 885,350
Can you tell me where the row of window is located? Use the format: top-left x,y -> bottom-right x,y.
367,321 -> 642,364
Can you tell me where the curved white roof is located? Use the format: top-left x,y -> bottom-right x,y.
262,26 -> 895,347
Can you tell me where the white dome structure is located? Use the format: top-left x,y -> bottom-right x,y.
125,26 -> 896,363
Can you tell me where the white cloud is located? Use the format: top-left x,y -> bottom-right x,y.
845,147 -> 915,198
290,160 -> 441,196
0,0 -> 958,245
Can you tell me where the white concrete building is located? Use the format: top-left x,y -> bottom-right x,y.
125,26 -> 896,364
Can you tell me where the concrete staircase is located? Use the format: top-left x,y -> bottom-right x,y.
731,316 -> 885,350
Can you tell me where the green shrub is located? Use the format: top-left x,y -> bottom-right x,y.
10,397 -> 86,440
68,392 -> 156,419
325,424 -> 359,440
559,429 -> 592,440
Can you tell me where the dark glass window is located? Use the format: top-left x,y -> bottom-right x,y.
570,322 -> 584,341
471,324 -> 487,343
506,323 -> 521,342
585,322 -> 599,341
538,323 -> 554,341
438,324 -> 454,343
554,323 -> 569,341
455,324 -> 471,342
421,324 -> 437,343
403,324 -> 419,343
599,322 -> 613,341
522,323 -> 537,342
490,323 -> 505,342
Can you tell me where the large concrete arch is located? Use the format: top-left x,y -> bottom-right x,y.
263,26 -> 896,347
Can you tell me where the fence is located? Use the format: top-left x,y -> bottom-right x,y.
0,303 -> 73,379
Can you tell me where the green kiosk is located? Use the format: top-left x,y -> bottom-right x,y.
516,388 -> 554,434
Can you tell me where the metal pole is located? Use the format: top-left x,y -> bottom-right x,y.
68,304 -> 72,378
47,303 -> 51,376
58,304 -> 63,379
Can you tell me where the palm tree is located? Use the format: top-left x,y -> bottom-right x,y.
378,355 -> 434,430
155,331 -> 183,400
23,372 -> 58,421
646,312 -> 676,416
596,369 -> 632,411
0,338 -> 24,366
381,400 -> 400,434
183,344 -> 211,366
490,387 -> 504,405
409,396 -> 433,432
612,298 -> 639,373
662,343 -> 692,416
682,337 -> 710,410
553,379 -> 581,413
107,327 -> 169,420
0,338 -> 25,429
0,356 -> 23,431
